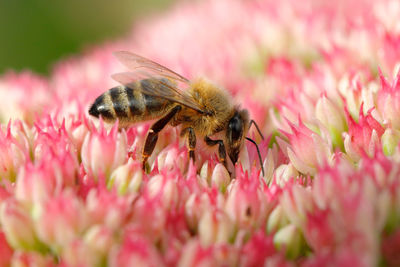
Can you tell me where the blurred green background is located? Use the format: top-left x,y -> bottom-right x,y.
0,0 -> 172,76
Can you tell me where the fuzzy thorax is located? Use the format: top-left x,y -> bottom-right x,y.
176,77 -> 235,136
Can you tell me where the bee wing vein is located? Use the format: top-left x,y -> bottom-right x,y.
113,51 -> 190,83
111,72 -> 205,113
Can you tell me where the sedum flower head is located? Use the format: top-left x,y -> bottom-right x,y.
1,0 -> 400,266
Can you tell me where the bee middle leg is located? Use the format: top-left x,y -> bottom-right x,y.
142,105 -> 182,171
181,127 -> 196,162
204,136 -> 227,167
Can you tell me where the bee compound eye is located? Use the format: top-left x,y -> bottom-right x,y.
229,114 -> 243,141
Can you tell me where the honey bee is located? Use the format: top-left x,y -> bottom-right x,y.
89,51 -> 264,174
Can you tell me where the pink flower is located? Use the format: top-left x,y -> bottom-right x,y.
210,163 -> 231,192
61,226 -> 114,267
85,188 -> 133,231
33,117 -> 79,173
0,72 -> 50,123
15,121 -> 81,209
225,168 -> 268,229
0,199 -> 44,251
273,224 -> 304,259
10,251 -> 55,267
130,177 -> 188,243
315,93 -> 347,148
198,209 -> 234,246
81,121 -> 127,179
108,158 -> 143,195
376,69 -> 400,129
0,122 -> 28,182
61,239 -> 103,267
267,205 -> 289,234
337,72 -> 377,120
280,185 -> 313,229
184,189 -> 225,232
0,232 -> 13,267
16,161 -> 66,208
381,32 -> 400,73
273,163 -> 300,187
381,128 -> 400,156
272,89 -> 315,128
84,225 -> 114,256
156,143 -> 188,172
239,231 -> 278,267
177,240 -> 237,267
302,156 -> 394,265
146,173 -> 180,211
2,0 -> 400,265
344,104 -> 385,160
278,119 -> 333,175
109,229 -> 164,267
34,191 -> 88,253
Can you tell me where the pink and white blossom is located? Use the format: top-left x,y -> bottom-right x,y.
0,0 -> 400,265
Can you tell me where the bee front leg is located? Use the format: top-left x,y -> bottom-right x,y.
142,105 -> 182,172
181,127 -> 196,163
204,136 -> 227,168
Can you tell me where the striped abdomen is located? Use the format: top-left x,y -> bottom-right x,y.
88,81 -> 173,125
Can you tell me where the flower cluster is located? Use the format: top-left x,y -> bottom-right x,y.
0,0 -> 400,266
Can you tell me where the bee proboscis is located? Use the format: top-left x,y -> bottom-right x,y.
89,51 -> 264,174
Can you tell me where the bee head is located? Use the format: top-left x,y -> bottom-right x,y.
226,109 -> 249,165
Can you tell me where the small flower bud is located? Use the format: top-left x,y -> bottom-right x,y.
84,225 -> 114,256
381,128 -> 400,156
81,124 -> 127,180
225,178 -> 266,229
0,199 -> 43,251
316,95 -> 346,148
157,145 -> 186,172
62,240 -> 99,267
147,174 -> 178,210
198,210 -> 234,246
262,149 -> 275,184
199,160 -> 212,186
266,205 -> 289,233
34,191 -> 88,253
178,240 -> 218,267
210,164 -> 230,192
281,120 -> 332,175
108,159 -> 142,195
273,224 -> 302,259
11,251 -> 54,267
274,164 -> 299,187
109,232 -> 164,267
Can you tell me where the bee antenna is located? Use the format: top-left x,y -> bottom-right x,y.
245,137 -> 265,177
249,120 -> 264,140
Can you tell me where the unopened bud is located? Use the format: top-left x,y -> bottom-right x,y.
273,224 -> 303,259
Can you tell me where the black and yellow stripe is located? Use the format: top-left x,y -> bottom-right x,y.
89,80 -> 172,123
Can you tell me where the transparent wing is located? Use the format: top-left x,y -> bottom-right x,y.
111,71 -> 205,113
113,51 -> 190,83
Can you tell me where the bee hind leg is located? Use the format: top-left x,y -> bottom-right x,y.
204,136 -> 227,168
181,127 -> 196,162
142,105 -> 182,171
